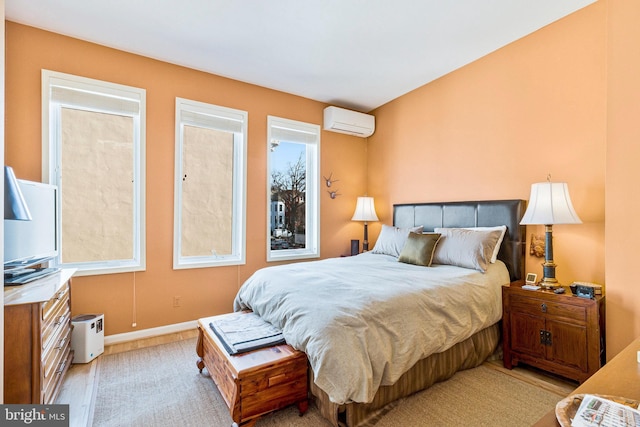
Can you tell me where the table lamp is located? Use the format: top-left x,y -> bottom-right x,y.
520,179 -> 581,288
352,196 -> 378,252
4,166 -> 32,220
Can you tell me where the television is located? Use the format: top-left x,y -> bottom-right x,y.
4,179 -> 58,272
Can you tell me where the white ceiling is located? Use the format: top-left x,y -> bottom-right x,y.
5,0 -> 595,112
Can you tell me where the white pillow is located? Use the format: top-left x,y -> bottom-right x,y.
432,227 -> 503,272
459,225 -> 507,263
372,224 -> 424,257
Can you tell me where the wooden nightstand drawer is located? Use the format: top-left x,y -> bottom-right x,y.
511,294 -> 587,323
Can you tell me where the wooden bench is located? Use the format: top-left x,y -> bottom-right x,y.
196,313 -> 308,427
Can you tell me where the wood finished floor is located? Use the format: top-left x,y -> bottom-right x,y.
56,330 -> 577,427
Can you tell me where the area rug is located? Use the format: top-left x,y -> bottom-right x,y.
93,337 -> 563,427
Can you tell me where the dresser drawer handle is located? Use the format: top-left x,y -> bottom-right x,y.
540,303 -> 547,313
55,336 -> 67,350
56,360 -> 67,376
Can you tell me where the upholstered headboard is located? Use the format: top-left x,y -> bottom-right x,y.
393,199 -> 526,282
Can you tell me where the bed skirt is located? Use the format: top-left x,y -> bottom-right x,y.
309,322 -> 501,427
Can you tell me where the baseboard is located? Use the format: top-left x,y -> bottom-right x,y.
104,320 -> 198,346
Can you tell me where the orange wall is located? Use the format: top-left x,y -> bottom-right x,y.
369,0 -> 640,358
4,22 -> 368,335
369,3 -> 606,285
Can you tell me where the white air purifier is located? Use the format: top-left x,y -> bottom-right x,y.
71,314 -> 104,363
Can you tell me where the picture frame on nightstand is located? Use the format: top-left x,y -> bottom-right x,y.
525,272 -> 537,285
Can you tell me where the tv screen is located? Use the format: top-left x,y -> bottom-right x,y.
4,179 -> 58,270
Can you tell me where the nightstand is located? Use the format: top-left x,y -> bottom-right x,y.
502,281 -> 606,383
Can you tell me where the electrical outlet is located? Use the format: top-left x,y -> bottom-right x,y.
173,296 -> 181,307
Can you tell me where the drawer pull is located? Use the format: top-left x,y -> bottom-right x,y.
56,360 -> 67,376
55,289 -> 66,301
540,303 -> 547,313
55,337 -> 67,350
268,373 -> 287,387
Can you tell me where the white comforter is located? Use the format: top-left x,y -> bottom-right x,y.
233,252 -> 509,404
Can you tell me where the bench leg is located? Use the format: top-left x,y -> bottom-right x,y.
196,358 -> 205,373
196,327 -> 205,373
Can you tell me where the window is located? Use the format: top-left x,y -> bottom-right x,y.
174,98 -> 247,269
267,116 -> 320,261
42,70 -> 145,275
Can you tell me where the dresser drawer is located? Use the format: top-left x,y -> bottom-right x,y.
42,281 -> 70,323
510,294 -> 586,323
42,297 -> 70,352
43,337 -> 72,405
43,322 -> 71,379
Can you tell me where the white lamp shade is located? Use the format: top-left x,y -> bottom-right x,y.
520,182 -> 582,225
352,196 -> 379,222
4,166 -> 32,221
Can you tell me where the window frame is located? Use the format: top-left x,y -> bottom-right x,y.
266,116 -> 320,262
42,70 -> 146,276
173,97 -> 247,269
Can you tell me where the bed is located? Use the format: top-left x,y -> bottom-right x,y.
233,199 -> 525,426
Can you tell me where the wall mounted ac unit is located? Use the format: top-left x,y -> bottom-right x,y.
323,106 -> 375,138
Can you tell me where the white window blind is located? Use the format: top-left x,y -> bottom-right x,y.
50,86 -> 140,115
173,98 -> 247,269
42,69 -> 146,276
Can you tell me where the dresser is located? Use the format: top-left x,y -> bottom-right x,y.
4,269 -> 76,404
502,281 -> 605,383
